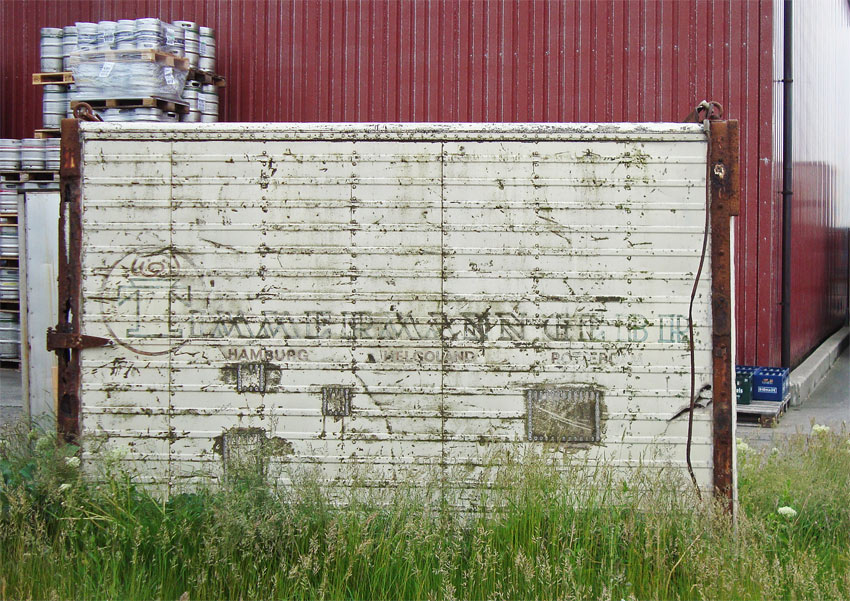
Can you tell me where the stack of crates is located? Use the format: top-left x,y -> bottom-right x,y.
736,365 -> 790,404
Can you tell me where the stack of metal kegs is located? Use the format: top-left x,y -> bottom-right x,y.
0,139 -> 21,258
20,139 -> 46,170
163,22 -> 186,57
70,19 -> 189,114
42,85 -> 66,128
38,19 -> 221,124
0,204 -> 16,302
0,268 -> 18,302
40,28 -> 64,71
174,21 -> 219,123
0,141 -> 21,173
0,304 -> 20,362
0,139 -> 21,363
1,140 -> 59,205
0,182 -> 17,214
0,133 -> 60,364
0,139 -> 60,174
0,133 -> 60,367
39,28 -> 71,128
0,229 -> 19,361
173,20 -> 199,66
182,80 -> 219,123
199,27 -> 216,71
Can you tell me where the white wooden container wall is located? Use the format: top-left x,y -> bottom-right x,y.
75,122 -> 719,496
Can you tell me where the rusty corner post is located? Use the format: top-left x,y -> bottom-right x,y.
53,118 -> 83,443
708,120 -> 739,514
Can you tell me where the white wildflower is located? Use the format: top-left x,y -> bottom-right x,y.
777,506 -> 798,519
811,424 -> 831,435
736,438 -> 752,454
770,447 -> 780,455
58,483 -> 71,492
64,456 -> 80,468
35,436 -> 53,452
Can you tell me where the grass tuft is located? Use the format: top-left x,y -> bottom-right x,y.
2,420 -> 849,600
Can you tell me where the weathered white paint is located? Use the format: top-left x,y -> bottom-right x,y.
75,122 -> 720,495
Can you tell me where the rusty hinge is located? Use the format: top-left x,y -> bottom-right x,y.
47,328 -> 112,351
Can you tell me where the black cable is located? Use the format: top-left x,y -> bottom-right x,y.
686,126 -> 713,500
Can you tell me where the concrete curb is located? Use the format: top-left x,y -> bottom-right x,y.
789,326 -> 850,407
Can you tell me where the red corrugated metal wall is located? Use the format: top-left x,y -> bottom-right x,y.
0,0 -> 780,364
784,0 -> 850,366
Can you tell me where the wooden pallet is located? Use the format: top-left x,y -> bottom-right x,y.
35,128 -> 62,139
187,68 -> 226,88
32,71 -> 74,85
0,170 -> 59,183
72,97 -> 190,114
71,49 -> 189,70
737,395 -> 792,427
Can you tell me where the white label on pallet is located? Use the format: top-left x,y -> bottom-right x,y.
197,98 -> 206,112
99,62 -> 114,78
164,67 -> 176,87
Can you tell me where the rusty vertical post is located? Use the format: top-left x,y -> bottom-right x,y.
55,118 -> 82,443
708,120 -> 739,512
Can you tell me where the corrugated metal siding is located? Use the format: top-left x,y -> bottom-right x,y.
0,0 -> 777,363
76,122 -> 717,493
785,0 -> 850,367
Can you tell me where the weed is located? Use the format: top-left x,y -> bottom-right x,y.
1,419 -> 849,600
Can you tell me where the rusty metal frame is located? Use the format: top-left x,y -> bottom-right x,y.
54,118 -> 83,443
708,120 -> 739,512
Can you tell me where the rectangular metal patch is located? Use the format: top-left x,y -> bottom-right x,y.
236,362 -> 266,393
322,385 -> 353,417
222,427 -> 266,477
526,387 -> 602,443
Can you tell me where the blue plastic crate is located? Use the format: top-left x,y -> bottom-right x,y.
752,367 -> 789,402
736,365 -> 761,376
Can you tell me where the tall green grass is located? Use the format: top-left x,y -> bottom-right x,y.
1,421 -> 849,600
